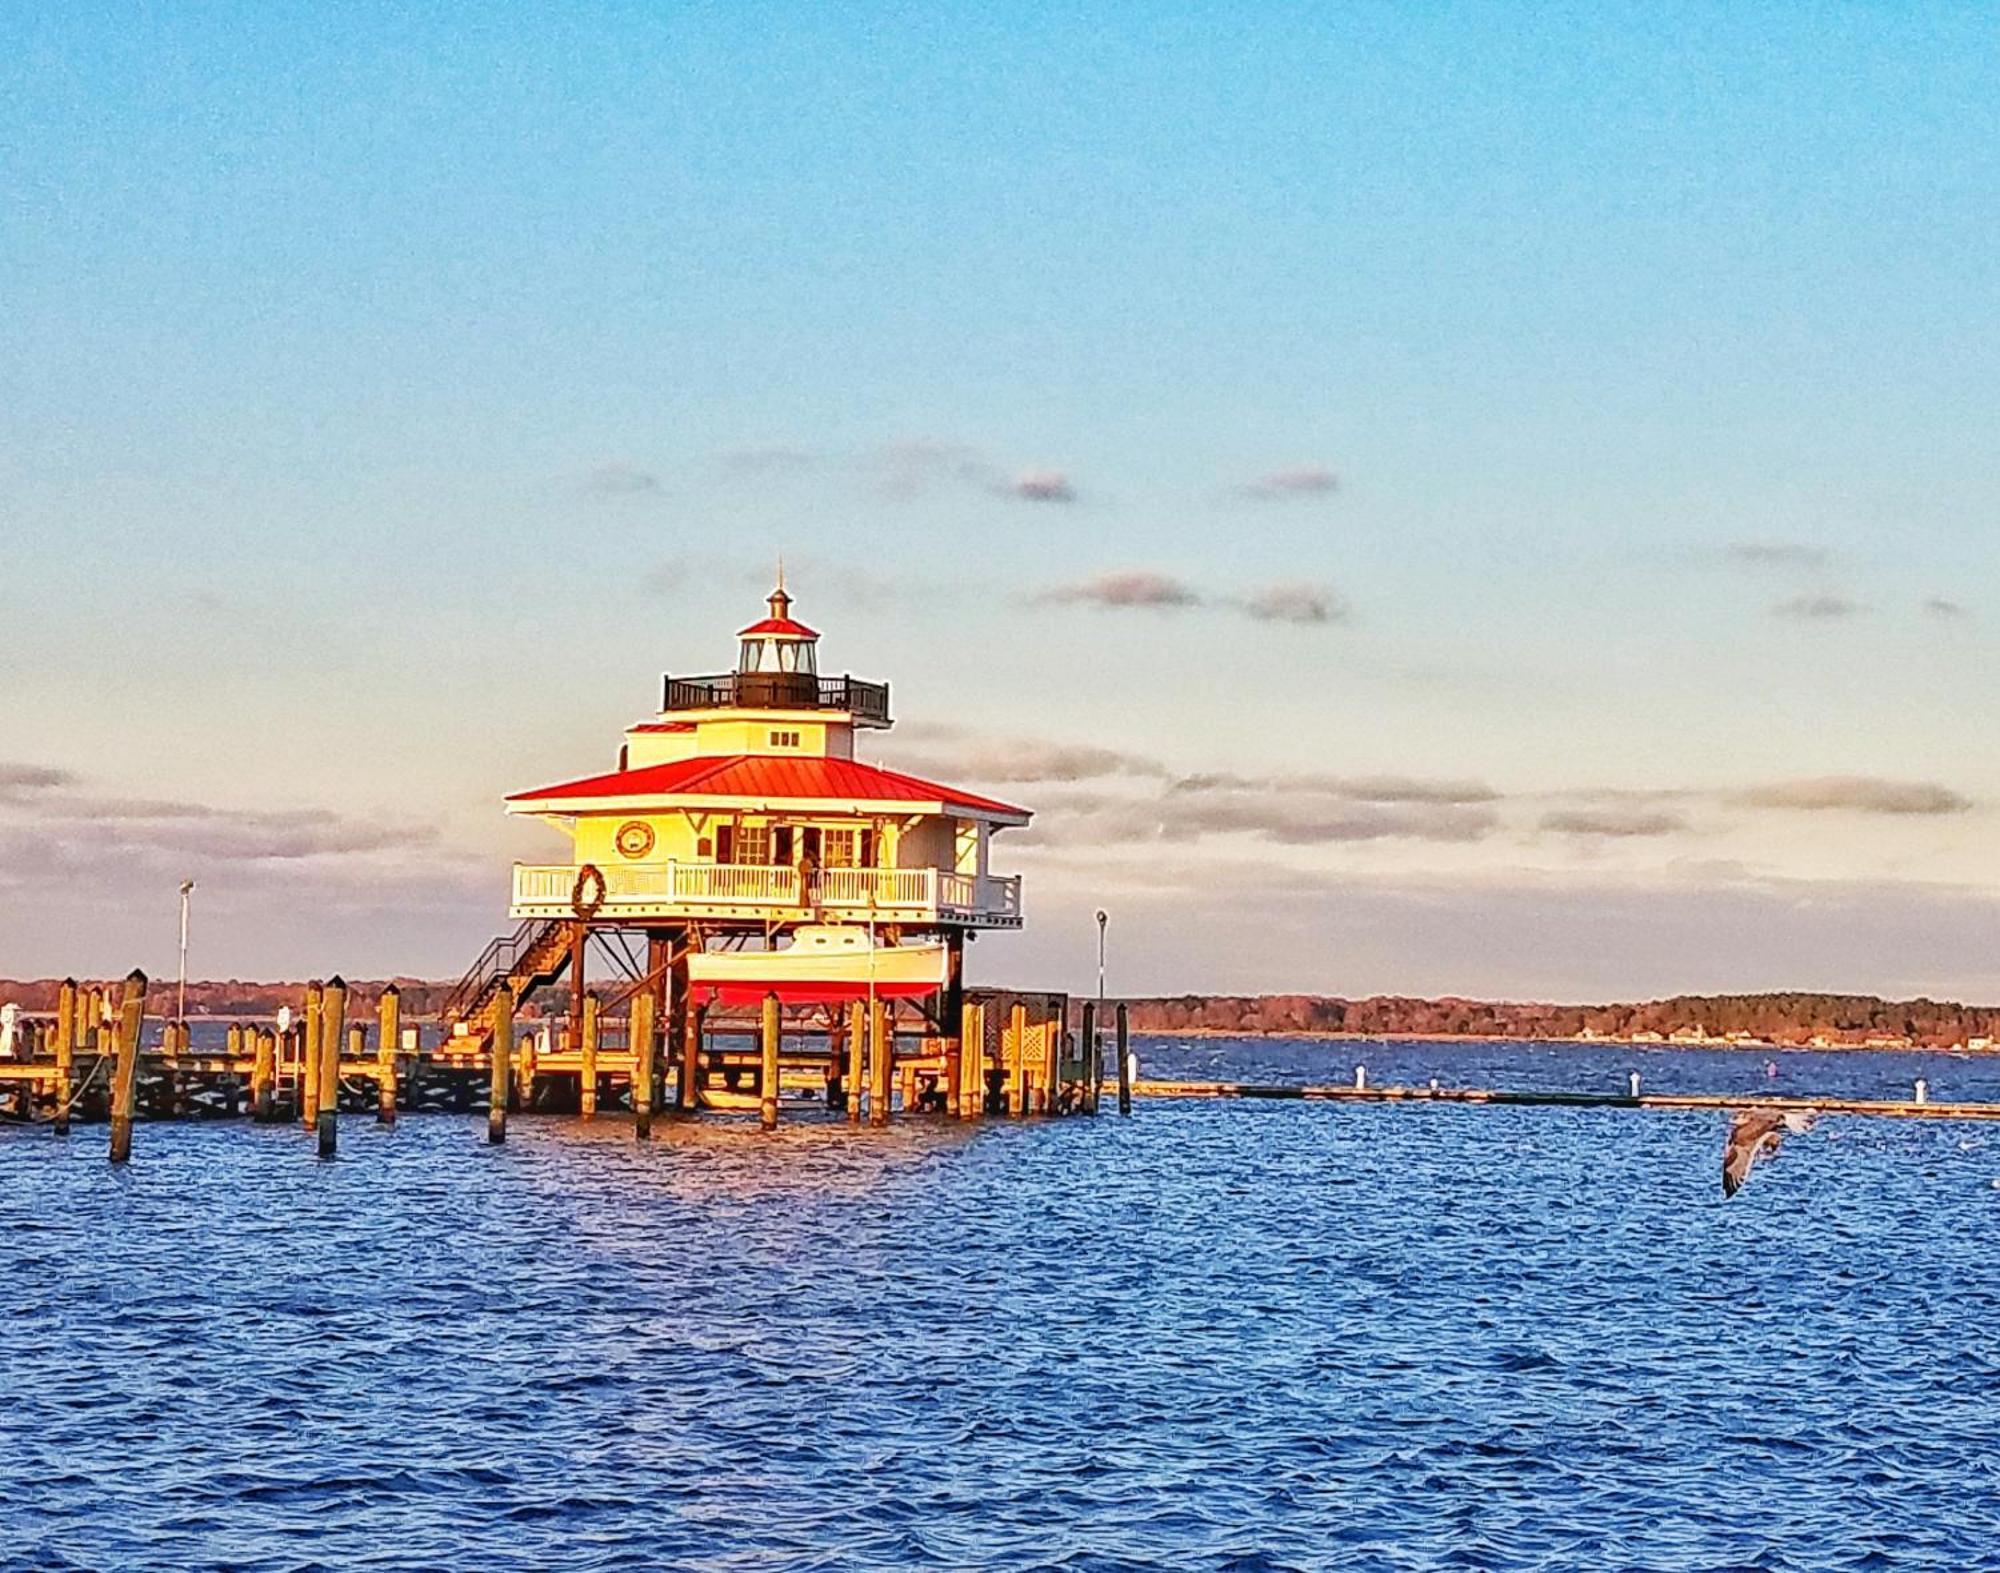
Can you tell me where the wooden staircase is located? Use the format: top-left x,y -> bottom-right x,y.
441,918 -> 580,1033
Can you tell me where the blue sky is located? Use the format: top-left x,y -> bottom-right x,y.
5,4 -> 2000,998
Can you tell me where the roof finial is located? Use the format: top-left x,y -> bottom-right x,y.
769,556 -> 791,620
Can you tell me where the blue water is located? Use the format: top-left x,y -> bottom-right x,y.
5,1037 -> 1999,1571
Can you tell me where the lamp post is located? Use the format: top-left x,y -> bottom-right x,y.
1095,908 -> 1108,1013
176,879 -> 196,1028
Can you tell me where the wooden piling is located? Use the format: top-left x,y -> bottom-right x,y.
53,979 -> 76,1136
488,982 -> 513,1144
960,1002 -> 984,1118
760,992 -> 781,1131
846,1000 -> 865,1124
630,989 -> 655,1139
869,998 -> 891,1126
1088,1000 -> 1104,1112
1039,1010 -> 1059,1115
684,1002 -> 705,1114
107,970 -> 146,1163
318,977 -> 347,1159
666,938 -> 689,1114
1115,1002 -> 1131,1116
377,985 -> 400,1125
1007,1002 -> 1028,1117
517,1027 -> 538,1113
300,982 -> 324,1129
579,993 -> 600,1117
251,1029 -> 276,1122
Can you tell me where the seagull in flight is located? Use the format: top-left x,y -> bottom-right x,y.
1721,1107 -> 1819,1197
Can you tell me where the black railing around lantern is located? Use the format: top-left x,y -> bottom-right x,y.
661,672 -> 892,722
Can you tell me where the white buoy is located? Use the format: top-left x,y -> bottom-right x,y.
1125,1050 -> 1140,1083
1429,1077 -> 1440,1094
1354,1064 -> 1367,1090
1628,1071 -> 1641,1097
1915,1077 -> 1929,1105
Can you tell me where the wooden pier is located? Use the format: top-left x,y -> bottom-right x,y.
0,972 -> 1095,1155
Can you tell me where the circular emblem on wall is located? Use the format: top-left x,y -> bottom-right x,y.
614,820 -> 656,860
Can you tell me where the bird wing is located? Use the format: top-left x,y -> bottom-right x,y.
1722,1108 -> 1788,1197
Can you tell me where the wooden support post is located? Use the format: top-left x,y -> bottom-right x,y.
683,1002 -> 704,1115
899,1058 -> 917,1115
81,986 -> 100,1054
869,998 -> 891,1126
630,990 -> 655,1140
1048,1004 -> 1064,1112
53,979 -> 76,1136
488,982 -> 513,1144
1081,1001 -> 1098,1116
960,1002 -> 983,1118
942,932 -> 966,1118
579,993 -> 600,1118
300,982 -> 324,1130
107,970 -> 146,1163
1007,1003 -> 1029,1117
1116,1002 -> 1132,1116
846,1000 -> 865,1124
318,977 -> 346,1159
252,1029 -> 276,1122
377,985 -> 399,1125
567,922 -> 587,1054
760,992 -> 781,1131
666,935 -> 689,1115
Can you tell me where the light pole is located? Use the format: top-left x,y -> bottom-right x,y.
177,879 -> 196,1027
1095,908 -> 1108,1012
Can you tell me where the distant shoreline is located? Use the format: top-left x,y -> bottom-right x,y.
1132,1027 -> 1998,1052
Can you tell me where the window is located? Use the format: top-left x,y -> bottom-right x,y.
732,824 -> 770,865
821,828 -> 860,867
768,729 -> 801,747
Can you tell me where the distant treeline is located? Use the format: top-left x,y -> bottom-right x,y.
0,978 -> 463,1018
4,979 -> 1995,1045
1112,993 -> 2000,1047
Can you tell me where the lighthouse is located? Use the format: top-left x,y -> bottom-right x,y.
447,579 -> 1033,1115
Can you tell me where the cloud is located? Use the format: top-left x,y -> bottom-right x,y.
889,737 -> 1165,785
578,463 -> 662,497
1039,571 -> 1200,610
1925,597 -> 1968,618
1036,571 -> 1351,624
1006,469 -> 1076,503
1727,542 -> 1829,569
1730,777 -> 1971,816
713,445 -> 821,475
1241,465 -> 1339,500
0,763 -> 74,802
1171,773 -> 1497,805
1023,781 -> 1500,847
1541,807 -> 1688,838
0,766 -> 446,872
1236,583 -> 1347,625
1773,593 -> 1864,619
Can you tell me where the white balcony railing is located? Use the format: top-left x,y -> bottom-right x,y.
511,862 -> 1023,926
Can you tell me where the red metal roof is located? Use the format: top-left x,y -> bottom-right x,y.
627,721 -> 695,734
508,753 -> 1030,819
737,616 -> 820,639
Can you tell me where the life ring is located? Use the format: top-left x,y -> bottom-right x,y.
615,819 -> 655,859
571,862 -> 608,919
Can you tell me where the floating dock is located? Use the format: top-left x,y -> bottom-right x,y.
1124,1080 -> 2000,1120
